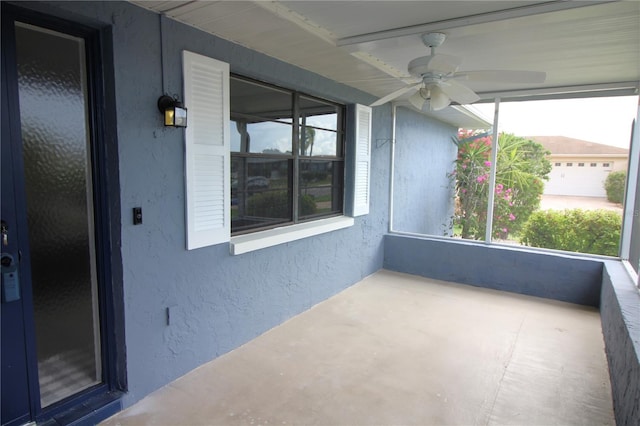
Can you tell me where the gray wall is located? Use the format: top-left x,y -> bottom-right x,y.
393,107 -> 457,235
33,1 -> 397,407
601,261 -> 640,426
384,234 -> 603,306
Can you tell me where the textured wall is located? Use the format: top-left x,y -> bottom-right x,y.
393,107 -> 457,235
36,1 -> 395,407
384,234 -> 603,306
601,261 -> 640,426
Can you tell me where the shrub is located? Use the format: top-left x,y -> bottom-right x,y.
520,209 -> 621,256
604,170 -> 626,204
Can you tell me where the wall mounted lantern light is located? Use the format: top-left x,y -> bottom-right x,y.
157,95 -> 187,127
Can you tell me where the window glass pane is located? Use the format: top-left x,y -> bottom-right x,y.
299,96 -> 341,157
231,119 -> 293,154
300,96 -> 338,130
299,160 -> 343,219
244,120 -> 292,154
230,77 -> 291,119
231,77 -> 293,154
231,157 -> 292,233
300,127 -> 338,157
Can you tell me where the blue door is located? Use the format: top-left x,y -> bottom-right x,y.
1,10 -> 111,425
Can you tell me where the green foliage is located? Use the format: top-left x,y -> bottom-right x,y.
299,193 -> 318,217
450,131 -> 551,240
247,191 -> 316,218
520,209 -> 621,256
604,170 -> 626,204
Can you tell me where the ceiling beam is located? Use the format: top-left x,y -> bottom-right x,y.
253,0 -> 336,45
337,0 -> 616,47
475,81 -> 640,102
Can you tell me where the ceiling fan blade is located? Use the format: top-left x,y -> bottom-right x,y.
370,83 -> 421,107
438,80 -> 480,105
427,54 -> 462,74
455,70 -> 546,83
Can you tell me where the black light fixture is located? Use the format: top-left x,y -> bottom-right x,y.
157,95 -> 187,128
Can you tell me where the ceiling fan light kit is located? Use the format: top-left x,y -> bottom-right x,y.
370,32 -> 546,110
408,85 -> 451,111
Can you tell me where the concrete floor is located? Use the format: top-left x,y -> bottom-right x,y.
102,270 -> 614,426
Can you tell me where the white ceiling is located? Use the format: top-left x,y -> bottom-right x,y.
133,1 -> 639,126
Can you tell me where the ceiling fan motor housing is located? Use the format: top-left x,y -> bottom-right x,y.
408,56 -> 440,78
421,32 -> 446,48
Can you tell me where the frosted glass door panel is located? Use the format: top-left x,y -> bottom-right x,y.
16,23 -> 101,407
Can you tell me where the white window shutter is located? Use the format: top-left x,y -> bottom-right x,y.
352,104 -> 372,216
183,51 -> 230,250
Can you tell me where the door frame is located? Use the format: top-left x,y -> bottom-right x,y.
1,3 -> 125,424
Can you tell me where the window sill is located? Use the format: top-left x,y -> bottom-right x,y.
230,216 -> 354,255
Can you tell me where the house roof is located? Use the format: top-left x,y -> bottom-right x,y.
526,135 -> 629,156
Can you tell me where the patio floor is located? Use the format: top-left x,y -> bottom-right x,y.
101,270 -> 614,425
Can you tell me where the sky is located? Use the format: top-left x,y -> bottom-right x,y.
473,96 -> 639,149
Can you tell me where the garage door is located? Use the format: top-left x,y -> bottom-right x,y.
544,162 -> 612,197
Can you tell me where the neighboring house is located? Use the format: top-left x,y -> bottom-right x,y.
528,136 -> 629,197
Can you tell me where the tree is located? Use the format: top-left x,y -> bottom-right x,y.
301,127 -> 315,156
450,131 -> 551,240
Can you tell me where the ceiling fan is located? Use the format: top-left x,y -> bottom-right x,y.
370,32 -> 546,111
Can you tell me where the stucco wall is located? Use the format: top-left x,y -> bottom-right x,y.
601,261 -> 640,426
29,1 -> 398,407
393,107 -> 457,235
383,234 -> 603,306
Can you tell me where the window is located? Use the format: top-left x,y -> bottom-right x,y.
591,163 -> 597,167
230,76 -> 345,235
183,51 -> 369,252
603,163 -> 611,167
555,162 -> 562,167
578,162 -> 585,167
566,162 -> 573,167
